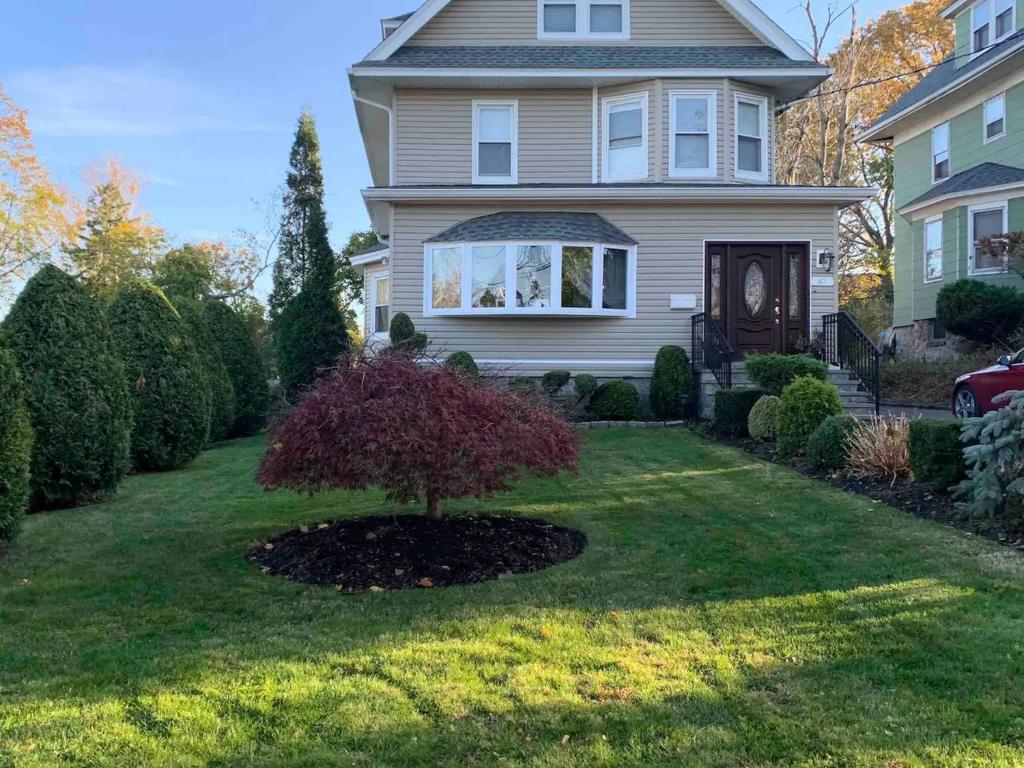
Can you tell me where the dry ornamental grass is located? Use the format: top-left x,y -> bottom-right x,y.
847,415 -> 911,484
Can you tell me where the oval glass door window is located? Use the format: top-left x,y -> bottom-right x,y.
744,261 -> 766,316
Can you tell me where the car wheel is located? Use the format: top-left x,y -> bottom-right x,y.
954,386 -> 981,419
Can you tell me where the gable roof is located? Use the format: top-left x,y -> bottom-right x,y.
425,211 -> 638,245
902,162 -> 1024,211
364,0 -> 813,62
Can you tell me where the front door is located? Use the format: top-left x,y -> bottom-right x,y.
705,242 -> 809,357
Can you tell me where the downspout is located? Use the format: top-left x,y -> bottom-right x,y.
592,86 -> 599,184
353,93 -> 396,187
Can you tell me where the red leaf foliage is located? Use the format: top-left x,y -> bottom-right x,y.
257,354 -> 580,517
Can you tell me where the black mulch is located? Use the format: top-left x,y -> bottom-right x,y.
249,514 -> 587,593
697,426 -> 1024,553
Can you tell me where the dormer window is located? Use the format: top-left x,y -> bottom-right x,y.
971,0 -> 1014,53
539,0 -> 629,39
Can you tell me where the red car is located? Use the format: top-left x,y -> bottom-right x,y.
954,351 -> 1024,417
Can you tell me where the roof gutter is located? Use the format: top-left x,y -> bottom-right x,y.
350,65 -> 831,80
899,179 -> 1024,216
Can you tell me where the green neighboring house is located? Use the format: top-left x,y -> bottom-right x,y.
860,0 -> 1024,352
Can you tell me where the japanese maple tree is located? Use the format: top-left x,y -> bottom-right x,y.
258,354 -> 579,519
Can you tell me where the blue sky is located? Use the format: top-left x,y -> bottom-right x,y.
2,0 -> 894,299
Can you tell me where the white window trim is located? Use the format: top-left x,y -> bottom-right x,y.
983,92 -> 1007,144
733,92 -> 769,182
601,91 -> 649,183
970,0 -> 1016,57
967,200 -> 1009,275
931,121 -> 951,184
668,89 -> 718,180
370,271 -> 391,339
472,100 -> 518,185
537,0 -> 630,40
923,216 -> 944,283
423,240 -> 637,318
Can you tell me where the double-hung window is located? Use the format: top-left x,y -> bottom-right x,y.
931,122 -> 950,182
602,93 -> 648,182
924,217 -> 943,283
669,90 -> 716,178
984,93 -> 1006,142
539,0 -> 628,39
472,101 -> 517,184
969,201 -> 1009,274
971,0 -> 1015,54
371,273 -> 390,337
734,93 -> 768,181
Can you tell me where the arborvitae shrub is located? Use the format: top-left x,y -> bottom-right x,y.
204,300 -> 269,437
1,266 -> 132,509
747,395 -> 782,441
777,376 -> 844,456
590,381 -> 642,421
108,281 -> 211,471
745,354 -> 828,395
806,414 -> 858,472
650,345 -> 692,419
574,374 -> 598,403
275,285 -> 348,402
909,420 -> 966,490
389,312 -> 427,353
445,351 -> 479,377
541,370 -> 572,396
174,298 -> 235,443
713,388 -> 770,435
0,347 -> 32,542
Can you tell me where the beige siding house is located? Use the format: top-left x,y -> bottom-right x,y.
349,0 -> 873,386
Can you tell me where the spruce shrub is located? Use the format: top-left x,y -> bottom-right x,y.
0,347 -> 32,542
590,380 -> 642,421
806,414 -> 858,472
650,345 -> 692,419
540,370 -> 571,396
713,388 -> 770,435
747,395 -> 782,441
777,376 -> 844,457
909,420 -> 966,491
205,300 -> 269,437
1,266 -> 132,509
745,353 -> 828,395
445,351 -> 479,377
108,281 -> 211,471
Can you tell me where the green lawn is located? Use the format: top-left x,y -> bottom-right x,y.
3,430 -> 1024,767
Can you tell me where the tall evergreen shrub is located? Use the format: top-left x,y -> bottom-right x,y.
174,298 -> 236,443
205,300 -> 269,437
0,347 -> 32,541
650,345 -> 692,418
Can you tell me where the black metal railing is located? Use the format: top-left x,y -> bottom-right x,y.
692,313 -> 734,389
821,311 -> 881,415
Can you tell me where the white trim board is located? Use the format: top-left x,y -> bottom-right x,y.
350,65 -> 830,80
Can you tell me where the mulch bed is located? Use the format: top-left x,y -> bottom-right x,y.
697,426 -> 1024,553
249,514 -> 587,593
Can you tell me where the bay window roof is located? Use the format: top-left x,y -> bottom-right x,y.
426,212 -> 637,246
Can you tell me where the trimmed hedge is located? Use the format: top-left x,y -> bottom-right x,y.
806,414 -> 858,472
0,347 -> 32,542
175,297 -> 235,443
574,374 -> 598,403
1,266 -> 132,509
909,420 -> 966,490
936,279 -> 1024,344
650,345 -> 692,419
108,281 -> 212,471
590,381 -> 642,421
777,376 -> 844,457
541,369 -> 571,396
204,300 -> 269,437
445,351 -> 479,377
748,395 -> 782,441
745,353 -> 828,395
713,388 -> 770,435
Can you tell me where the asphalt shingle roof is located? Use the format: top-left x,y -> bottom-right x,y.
904,162 -> 1024,209
358,45 -> 819,69
350,240 -> 389,257
869,30 -> 1024,133
425,212 -> 638,245
383,11 -> 414,22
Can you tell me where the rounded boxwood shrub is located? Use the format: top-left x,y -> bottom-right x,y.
541,369 -> 571,396
713,388 -> 770,435
574,374 -> 598,403
909,420 -> 966,490
806,414 -> 858,472
936,279 -> 1024,344
590,380 -> 642,421
1,266 -> 132,509
748,395 -> 782,442
204,300 -> 269,438
445,351 -> 479,377
389,312 -> 427,353
777,376 -> 844,457
108,281 -> 212,471
0,347 -> 32,542
175,298 -> 235,443
650,345 -> 692,419
745,354 -> 828,395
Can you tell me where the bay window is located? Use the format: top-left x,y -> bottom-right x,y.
425,240 -> 635,317
539,0 -> 628,38
670,90 -> 716,178
969,201 -> 1009,275
602,93 -> 648,182
473,101 -> 517,184
984,93 -> 1006,142
734,93 -> 768,180
924,217 -> 943,283
932,122 -> 950,182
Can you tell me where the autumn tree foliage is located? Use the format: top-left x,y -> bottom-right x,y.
258,354 -> 580,519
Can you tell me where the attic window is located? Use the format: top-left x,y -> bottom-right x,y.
539,0 -> 628,39
971,0 -> 1015,54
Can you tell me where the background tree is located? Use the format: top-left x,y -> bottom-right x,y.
107,281 -> 211,471
338,229 -> 373,307
0,346 -> 32,542
0,82 -> 75,299
1,266 -> 132,509
205,300 -> 268,437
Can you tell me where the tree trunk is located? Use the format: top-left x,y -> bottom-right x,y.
425,494 -> 442,521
